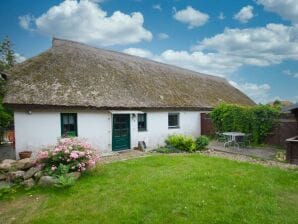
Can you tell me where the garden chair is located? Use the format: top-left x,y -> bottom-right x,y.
216,132 -> 228,142
236,134 -> 251,148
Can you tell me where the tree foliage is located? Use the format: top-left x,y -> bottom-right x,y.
210,103 -> 280,144
0,37 -> 15,132
0,37 -> 16,72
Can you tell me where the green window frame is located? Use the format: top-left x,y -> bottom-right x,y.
168,113 -> 180,129
61,113 -> 78,137
138,113 -> 147,131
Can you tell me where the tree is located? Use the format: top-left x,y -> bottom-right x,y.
0,37 -> 15,139
0,36 -> 16,72
272,100 -> 282,111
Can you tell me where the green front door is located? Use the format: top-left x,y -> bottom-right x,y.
112,114 -> 130,151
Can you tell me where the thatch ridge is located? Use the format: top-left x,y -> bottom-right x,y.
4,38 -> 255,109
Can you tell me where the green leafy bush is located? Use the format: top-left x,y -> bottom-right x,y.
165,134 -> 196,152
55,175 -> 76,188
195,136 -> 209,150
210,103 -> 279,144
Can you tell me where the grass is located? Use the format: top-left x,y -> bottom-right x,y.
0,154 -> 298,224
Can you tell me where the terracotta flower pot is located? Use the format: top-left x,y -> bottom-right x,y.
19,151 -> 32,159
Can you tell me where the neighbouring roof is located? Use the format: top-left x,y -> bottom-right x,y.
282,103 -> 298,113
3,38 -> 255,110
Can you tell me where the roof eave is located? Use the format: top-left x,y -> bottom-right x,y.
4,103 -> 214,111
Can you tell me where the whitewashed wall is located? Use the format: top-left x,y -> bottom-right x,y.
14,111 -> 60,157
14,110 -> 202,157
14,110 -> 112,157
131,111 -> 201,149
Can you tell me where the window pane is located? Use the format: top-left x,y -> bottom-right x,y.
61,113 -> 77,136
138,113 -> 147,131
69,124 -> 75,131
62,115 -> 69,125
168,113 -> 179,128
68,115 -> 75,124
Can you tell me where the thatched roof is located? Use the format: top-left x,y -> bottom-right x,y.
3,38 -> 254,110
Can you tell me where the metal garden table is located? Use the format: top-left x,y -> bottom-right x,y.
223,132 -> 245,149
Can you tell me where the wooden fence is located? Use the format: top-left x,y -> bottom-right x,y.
200,112 -> 298,148
265,113 -> 298,148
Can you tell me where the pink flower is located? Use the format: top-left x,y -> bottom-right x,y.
38,138 -> 99,173
37,150 -> 49,160
54,147 -> 62,152
78,151 -> 85,157
87,159 -> 96,167
70,152 -> 79,159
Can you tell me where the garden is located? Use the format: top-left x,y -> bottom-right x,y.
0,138 -> 99,191
0,103 -> 297,223
0,154 -> 298,224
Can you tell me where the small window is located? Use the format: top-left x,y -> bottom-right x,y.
168,113 -> 179,129
61,113 -> 78,137
138,113 -> 147,131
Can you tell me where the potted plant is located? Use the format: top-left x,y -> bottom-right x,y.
19,150 -> 32,159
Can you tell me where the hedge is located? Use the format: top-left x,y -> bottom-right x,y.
210,103 -> 280,144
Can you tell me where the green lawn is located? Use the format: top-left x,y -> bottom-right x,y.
1,154 -> 298,224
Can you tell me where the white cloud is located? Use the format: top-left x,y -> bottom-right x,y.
229,81 -> 271,103
234,5 -> 254,23
283,70 -> 298,78
257,0 -> 298,24
292,96 -> 298,103
152,4 -> 162,11
194,23 -> 298,67
88,0 -> 105,2
158,33 -> 169,40
124,22 -> 298,78
173,6 -> 209,29
157,50 -> 236,77
19,0 -> 152,46
123,48 -> 153,58
123,47 -> 238,77
14,53 -> 26,63
18,15 -> 35,31
218,12 -> 225,20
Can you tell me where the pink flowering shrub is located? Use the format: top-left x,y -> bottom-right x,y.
36,138 -> 99,176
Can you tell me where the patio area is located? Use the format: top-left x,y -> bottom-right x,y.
209,140 -> 281,160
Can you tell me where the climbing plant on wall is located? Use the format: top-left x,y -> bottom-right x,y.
210,103 -> 280,144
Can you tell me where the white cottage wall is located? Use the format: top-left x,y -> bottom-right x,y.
14,111 -> 61,157
14,111 -> 112,157
77,111 -> 111,152
14,110 -> 202,157
131,111 -> 201,149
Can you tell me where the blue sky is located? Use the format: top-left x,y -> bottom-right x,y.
0,0 -> 297,104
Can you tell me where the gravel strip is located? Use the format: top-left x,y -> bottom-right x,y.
202,149 -> 297,170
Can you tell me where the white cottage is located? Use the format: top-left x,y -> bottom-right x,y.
3,38 -> 254,155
